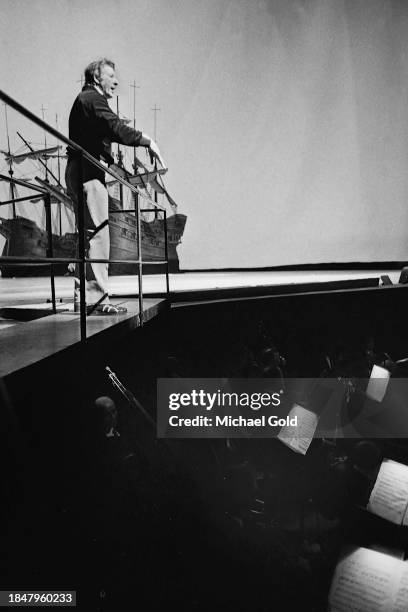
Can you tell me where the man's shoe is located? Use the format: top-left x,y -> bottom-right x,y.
93,303 -> 128,315
74,302 -> 127,315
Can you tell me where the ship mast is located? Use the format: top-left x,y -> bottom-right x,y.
116,96 -> 123,207
55,114 -> 62,235
40,105 -> 49,182
151,103 -> 161,216
115,96 -> 124,167
130,80 -> 141,216
4,103 -> 16,218
16,132 -> 61,187
130,80 -> 140,173
151,103 -> 160,143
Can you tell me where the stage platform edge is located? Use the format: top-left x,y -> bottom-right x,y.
0,297 -> 167,380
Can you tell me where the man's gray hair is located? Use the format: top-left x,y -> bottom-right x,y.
84,58 -> 115,85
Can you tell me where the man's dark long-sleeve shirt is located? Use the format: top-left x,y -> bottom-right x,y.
67,85 -> 142,183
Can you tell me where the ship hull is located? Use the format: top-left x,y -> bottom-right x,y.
109,212 -> 187,275
0,216 -> 76,277
0,209 -> 187,277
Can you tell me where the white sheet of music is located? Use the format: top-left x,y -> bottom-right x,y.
394,565 -> 408,612
277,403 -> 318,455
367,459 -> 408,525
366,364 -> 390,402
329,547 -> 408,612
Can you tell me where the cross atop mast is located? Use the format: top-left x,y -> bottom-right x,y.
151,103 -> 161,141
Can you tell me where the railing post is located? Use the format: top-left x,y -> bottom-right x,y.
0,90 -> 172,333
163,209 -> 170,297
136,191 -> 144,326
44,192 -> 56,313
77,153 -> 87,340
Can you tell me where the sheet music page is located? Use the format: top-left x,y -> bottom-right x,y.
367,459 -> 408,525
277,403 -> 318,455
366,364 -> 390,402
329,547 -> 398,612
393,565 -> 408,612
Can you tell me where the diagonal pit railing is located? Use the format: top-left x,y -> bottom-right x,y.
0,89 -> 170,340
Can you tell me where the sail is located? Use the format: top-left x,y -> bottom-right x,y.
146,176 -> 165,194
106,162 -> 178,214
3,145 -> 62,165
34,177 -> 74,210
0,146 -> 75,235
127,167 -> 168,187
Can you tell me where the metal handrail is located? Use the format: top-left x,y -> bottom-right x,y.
0,89 -> 170,339
0,173 -> 49,194
0,257 -> 168,265
0,89 -> 164,209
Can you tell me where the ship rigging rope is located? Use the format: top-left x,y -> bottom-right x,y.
0,89 -> 165,212
109,151 -> 165,209
110,168 -> 162,210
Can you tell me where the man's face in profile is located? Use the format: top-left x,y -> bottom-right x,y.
97,64 -> 118,99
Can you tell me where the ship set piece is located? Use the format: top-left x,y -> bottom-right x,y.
0,106 -> 186,277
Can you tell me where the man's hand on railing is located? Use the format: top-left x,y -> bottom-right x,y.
139,132 -> 167,170
148,138 -> 167,170
109,163 -> 129,180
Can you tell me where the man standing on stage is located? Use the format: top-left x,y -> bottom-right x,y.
66,58 -> 165,315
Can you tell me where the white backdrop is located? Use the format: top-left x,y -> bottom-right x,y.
175,0 -> 408,268
2,0 -> 408,268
